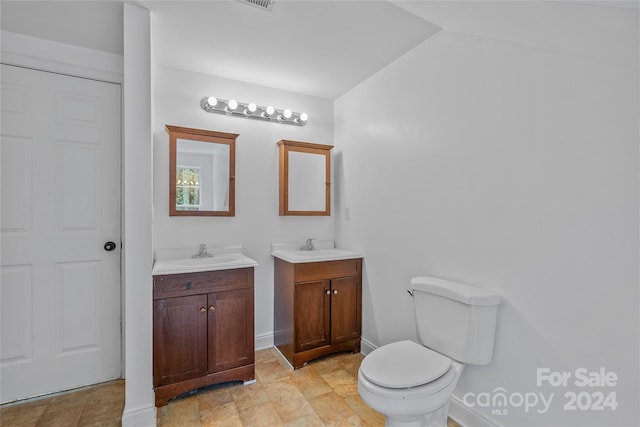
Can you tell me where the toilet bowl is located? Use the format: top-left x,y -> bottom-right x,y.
358,340 -> 463,427
357,276 -> 501,427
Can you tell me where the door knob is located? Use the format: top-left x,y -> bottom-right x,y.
104,241 -> 117,251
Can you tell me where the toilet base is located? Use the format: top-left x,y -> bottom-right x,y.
384,402 -> 448,427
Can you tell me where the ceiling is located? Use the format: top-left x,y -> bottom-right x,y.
1,1 -> 637,100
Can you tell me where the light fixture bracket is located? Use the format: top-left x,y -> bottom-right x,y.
200,97 -> 307,127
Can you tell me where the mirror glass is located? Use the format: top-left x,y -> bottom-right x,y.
166,125 -> 236,216
288,151 -> 325,211
278,140 -> 333,216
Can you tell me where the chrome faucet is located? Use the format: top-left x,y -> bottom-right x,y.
300,238 -> 316,251
192,243 -> 213,258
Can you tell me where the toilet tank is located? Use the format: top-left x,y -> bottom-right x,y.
411,276 -> 501,365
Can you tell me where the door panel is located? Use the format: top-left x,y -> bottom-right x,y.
294,280 -> 330,352
209,289 -> 254,373
331,276 -> 362,344
153,295 -> 208,386
0,65 -> 122,402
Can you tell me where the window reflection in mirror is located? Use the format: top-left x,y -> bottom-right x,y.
166,125 -> 236,216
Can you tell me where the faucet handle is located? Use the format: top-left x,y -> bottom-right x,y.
300,238 -> 316,251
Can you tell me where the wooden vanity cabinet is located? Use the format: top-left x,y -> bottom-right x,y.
153,268 -> 254,406
274,257 -> 362,368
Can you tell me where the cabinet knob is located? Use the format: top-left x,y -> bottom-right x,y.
199,307 -> 206,313
326,290 -> 331,295
209,305 -> 215,312
333,290 -> 338,295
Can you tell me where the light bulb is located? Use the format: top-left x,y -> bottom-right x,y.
207,96 -> 218,107
263,105 -> 275,117
227,99 -> 238,111
299,112 -> 308,122
283,109 -> 293,119
245,103 -> 257,115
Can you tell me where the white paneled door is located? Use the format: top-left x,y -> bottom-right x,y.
1,65 -> 122,403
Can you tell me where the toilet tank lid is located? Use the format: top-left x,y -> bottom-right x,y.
411,276 -> 501,306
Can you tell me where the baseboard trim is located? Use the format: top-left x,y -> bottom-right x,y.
360,337 -> 377,355
255,332 -> 274,351
121,403 -> 156,427
449,394 -> 503,427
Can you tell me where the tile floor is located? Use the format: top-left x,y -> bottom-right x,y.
0,349 -> 462,427
0,379 -> 124,427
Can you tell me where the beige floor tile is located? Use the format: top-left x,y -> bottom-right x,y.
321,368 -> 359,398
264,378 -> 316,423
1,396 -> 52,416
200,401 -> 241,427
81,419 -> 122,427
290,367 -> 333,400
157,395 -> 201,427
196,383 -> 235,412
36,406 -> 84,427
85,381 -> 125,405
327,414 -> 363,427
45,392 -> 90,413
0,405 -> 47,427
306,355 -> 343,375
309,391 -> 356,425
283,412 -> 326,427
255,359 -> 291,383
343,394 -> 385,427
238,402 -> 284,427
337,354 -> 365,377
231,381 -> 269,411
254,348 -> 278,364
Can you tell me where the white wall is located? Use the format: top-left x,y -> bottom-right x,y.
334,30 -> 639,426
152,65 -> 334,345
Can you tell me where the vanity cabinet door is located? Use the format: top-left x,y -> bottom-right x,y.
153,294 -> 208,387
331,276 -> 362,344
294,280 -> 331,352
208,289 -> 254,373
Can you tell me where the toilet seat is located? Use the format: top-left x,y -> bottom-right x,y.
360,340 -> 452,389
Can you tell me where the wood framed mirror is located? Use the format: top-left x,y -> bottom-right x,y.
166,125 -> 237,216
278,140 -> 333,216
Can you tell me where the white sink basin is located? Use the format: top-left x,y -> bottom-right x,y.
153,246 -> 258,275
271,248 -> 362,263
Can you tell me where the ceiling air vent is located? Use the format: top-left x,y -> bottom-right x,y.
235,0 -> 275,12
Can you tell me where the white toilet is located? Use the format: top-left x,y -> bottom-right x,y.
358,276 -> 501,427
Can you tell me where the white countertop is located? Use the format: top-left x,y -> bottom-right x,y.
152,245 -> 258,275
271,240 -> 363,263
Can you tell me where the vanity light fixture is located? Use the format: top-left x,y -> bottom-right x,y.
201,97 -> 308,126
